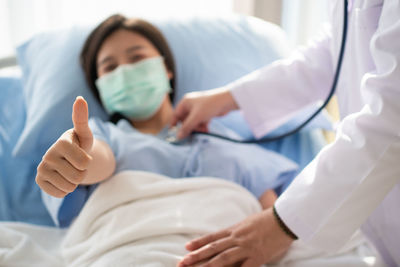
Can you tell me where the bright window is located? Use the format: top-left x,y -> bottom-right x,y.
0,0 -> 234,58
0,0 -> 330,60
281,0 -> 329,47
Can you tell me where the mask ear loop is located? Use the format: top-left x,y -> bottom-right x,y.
190,0 -> 349,144
162,55 -> 176,104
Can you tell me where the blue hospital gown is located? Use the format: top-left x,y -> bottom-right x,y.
42,118 -> 298,227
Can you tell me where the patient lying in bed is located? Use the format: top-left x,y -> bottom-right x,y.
35,14 -> 298,227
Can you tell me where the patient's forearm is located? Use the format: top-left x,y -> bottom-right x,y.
259,189 -> 278,210
81,139 -> 116,185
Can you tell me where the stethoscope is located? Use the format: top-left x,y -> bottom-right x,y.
187,0 -> 348,144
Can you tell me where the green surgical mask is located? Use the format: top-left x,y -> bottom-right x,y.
95,56 -> 171,120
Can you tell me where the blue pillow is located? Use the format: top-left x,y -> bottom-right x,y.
154,16 -> 290,102
13,15 -> 291,159
14,27 -> 108,159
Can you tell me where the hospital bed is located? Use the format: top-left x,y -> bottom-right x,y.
0,15 -> 383,266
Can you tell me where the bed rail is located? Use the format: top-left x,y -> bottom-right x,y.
0,56 -> 17,69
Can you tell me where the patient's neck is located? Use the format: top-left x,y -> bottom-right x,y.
130,96 -> 173,135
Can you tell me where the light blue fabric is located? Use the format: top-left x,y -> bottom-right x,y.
154,16 -> 290,102
44,118 -> 298,227
217,104 -> 330,172
0,76 -> 53,225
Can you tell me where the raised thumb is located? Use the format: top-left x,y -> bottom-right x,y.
72,96 -> 93,152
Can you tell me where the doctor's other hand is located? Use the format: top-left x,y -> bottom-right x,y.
35,96 -> 93,198
177,208 -> 294,267
172,87 -> 239,139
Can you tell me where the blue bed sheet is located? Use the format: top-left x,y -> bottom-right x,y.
0,76 -> 54,226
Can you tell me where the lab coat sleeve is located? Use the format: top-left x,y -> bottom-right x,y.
229,30 -> 335,138
275,1 -> 400,250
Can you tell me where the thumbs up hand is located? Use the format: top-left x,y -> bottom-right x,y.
36,96 -> 93,198
72,96 -> 93,152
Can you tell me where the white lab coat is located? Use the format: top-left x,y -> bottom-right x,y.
229,0 -> 400,265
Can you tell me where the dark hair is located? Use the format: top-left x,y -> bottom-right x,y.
80,14 -> 176,122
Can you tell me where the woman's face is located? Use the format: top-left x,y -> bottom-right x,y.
96,29 -> 173,79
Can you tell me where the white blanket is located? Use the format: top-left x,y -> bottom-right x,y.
0,171 -> 384,266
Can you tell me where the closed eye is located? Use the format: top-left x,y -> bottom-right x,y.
103,64 -> 118,73
128,54 -> 145,63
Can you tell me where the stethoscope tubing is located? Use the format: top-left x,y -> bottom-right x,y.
192,0 -> 349,144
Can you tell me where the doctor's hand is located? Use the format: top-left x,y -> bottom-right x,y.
172,87 -> 239,139
177,208 -> 294,267
35,96 -> 93,198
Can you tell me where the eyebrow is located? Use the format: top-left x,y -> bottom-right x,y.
97,45 -> 145,67
125,45 -> 145,54
97,56 -> 114,67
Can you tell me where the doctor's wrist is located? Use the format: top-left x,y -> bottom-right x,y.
272,205 -> 298,240
211,87 -> 239,115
